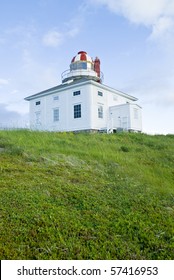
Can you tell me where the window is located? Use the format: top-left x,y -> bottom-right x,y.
53,95 -> 59,101
98,91 -> 103,96
74,104 -> 81,118
78,62 -> 87,70
36,101 -> 41,105
35,112 -> 41,125
53,108 -> 59,122
70,62 -> 87,71
98,105 -> 103,118
73,90 -> 81,96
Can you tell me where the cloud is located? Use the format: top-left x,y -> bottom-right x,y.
0,104 -> 20,121
141,87 -> 174,107
150,16 -> 174,39
0,103 -> 29,128
89,0 -> 174,38
42,24 -> 81,47
42,30 -> 64,47
0,78 -> 9,86
42,2 -> 88,48
3,24 -> 37,51
67,27 -> 80,38
42,25 -> 81,47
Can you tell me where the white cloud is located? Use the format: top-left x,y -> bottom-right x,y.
4,24 -> 37,50
67,27 -> 80,38
42,26 -> 81,47
0,78 -> 9,86
0,103 -> 29,128
89,0 -> 174,37
150,16 -> 174,38
42,2 -> 87,48
42,30 -> 64,47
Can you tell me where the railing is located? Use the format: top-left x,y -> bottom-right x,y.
61,69 -> 104,83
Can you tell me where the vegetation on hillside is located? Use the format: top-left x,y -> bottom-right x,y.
0,130 -> 174,259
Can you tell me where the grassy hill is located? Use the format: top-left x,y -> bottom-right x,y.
0,130 -> 174,260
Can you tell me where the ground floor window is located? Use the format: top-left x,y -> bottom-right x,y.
74,104 -> 81,118
53,108 -> 59,122
98,105 -> 103,118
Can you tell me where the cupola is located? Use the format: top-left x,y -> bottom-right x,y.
61,51 -> 103,83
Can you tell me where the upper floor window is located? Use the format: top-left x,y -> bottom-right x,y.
98,91 -> 103,97
98,105 -> 103,118
36,101 -> 41,105
53,95 -> 59,101
53,108 -> 59,122
73,90 -> 81,96
74,104 -> 81,118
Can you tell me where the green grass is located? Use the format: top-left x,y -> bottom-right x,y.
0,130 -> 174,259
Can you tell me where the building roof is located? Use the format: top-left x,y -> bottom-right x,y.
24,78 -> 138,101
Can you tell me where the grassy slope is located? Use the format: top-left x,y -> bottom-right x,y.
0,130 -> 174,260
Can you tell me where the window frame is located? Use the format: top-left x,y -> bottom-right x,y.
35,101 -> 41,106
53,108 -> 59,122
74,104 -> 81,119
73,90 -> 81,96
98,104 -> 103,119
53,95 -> 59,101
98,91 -> 103,97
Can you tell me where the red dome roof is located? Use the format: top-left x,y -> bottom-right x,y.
71,51 -> 93,63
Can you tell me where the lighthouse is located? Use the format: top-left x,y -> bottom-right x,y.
25,50 -> 142,133
61,51 -> 103,83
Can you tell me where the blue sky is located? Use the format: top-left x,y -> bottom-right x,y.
0,0 -> 174,134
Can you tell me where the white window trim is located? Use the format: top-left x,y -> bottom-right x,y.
53,108 -> 59,122
35,101 -> 41,106
73,90 -> 81,96
53,95 -> 59,101
98,104 -> 104,119
98,91 -> 103,97
73,103 -> 81,119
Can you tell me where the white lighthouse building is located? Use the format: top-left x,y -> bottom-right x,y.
25,51 -> 142,133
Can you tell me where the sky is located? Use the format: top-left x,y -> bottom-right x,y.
0,0 -> 174,134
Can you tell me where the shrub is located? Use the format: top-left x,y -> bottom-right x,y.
120,146 -> 130,152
